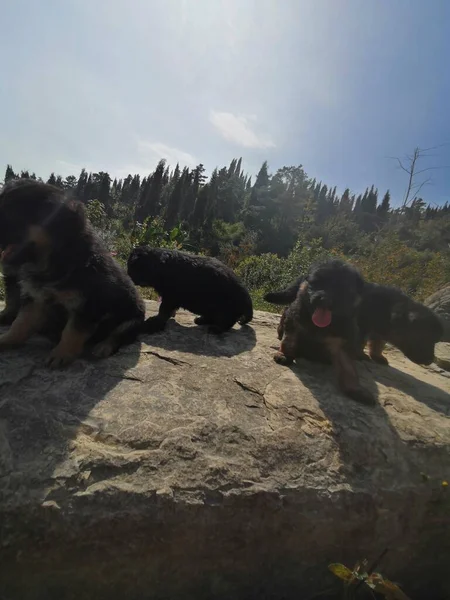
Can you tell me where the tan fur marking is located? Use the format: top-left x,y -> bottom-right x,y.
28,225 -> 51,249
47,319 -> 93,367
52,289 -> 83,311
324,336 -> 359,392
280,330 -> 300,359
0,302 -> 45,348
368,338 -> 386,361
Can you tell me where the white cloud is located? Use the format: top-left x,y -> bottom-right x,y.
55,160 -> 84,176
50,140 -> 197,182
137,141 -> 197,169
209,110 -> 275,149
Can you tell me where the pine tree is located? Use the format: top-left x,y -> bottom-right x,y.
64,175 -> 77,190
84,174 -> 94,202
205,169 -> 219,226
363,185 -> 378,214
192,164 -> 206,196
135,159 -> 167,222
354,195 -> 362,214
76,169 -> 88,201
191,184 -> 209,229
165,168 -> 186,229
235,158 -> 242,179
316,184 -> 329,222
228,158 -> 237,178
377,190 -> 391,215
254,161 -> 270,189
180,168 -> 195,223
47,173 -> 57,186
339,188 -> 353,213
98,172 -> 112,212
172,164 -> 181,184
4,165 -> 17,182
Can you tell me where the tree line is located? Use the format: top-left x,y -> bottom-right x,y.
4,159 -> 449,264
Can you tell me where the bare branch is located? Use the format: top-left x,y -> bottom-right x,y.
389,145 -> 448,208
395,159 -> 411,175
411,177 -> 432,199
419,143 -> 450,153
414,165 -> 450,175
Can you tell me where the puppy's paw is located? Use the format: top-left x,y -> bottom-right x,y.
194,316 -> 210,326
143,316 -> 167,334
92,339 -> 117,359
45,348 -> 77,369
273,351 -> 293,366
370,354 -> 389,366
346,386 -> 376,406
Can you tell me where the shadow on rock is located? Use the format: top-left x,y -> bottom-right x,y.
278,357 -> 413,481
0,336 -> 141,506
140,319 -> 257,357
369,363 -> 449,416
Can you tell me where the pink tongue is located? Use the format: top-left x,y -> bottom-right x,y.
312,308 -> 332,328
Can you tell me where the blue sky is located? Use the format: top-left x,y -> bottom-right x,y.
1,0 -> 449,206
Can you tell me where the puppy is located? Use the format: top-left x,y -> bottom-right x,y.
264,259 -> 374,405
127,246 -> 253,334
357,282 -> 443,366
0,179 -> 145,367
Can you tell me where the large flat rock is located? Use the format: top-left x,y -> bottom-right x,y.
425,283 -> 450,342
0,301 -> 449,600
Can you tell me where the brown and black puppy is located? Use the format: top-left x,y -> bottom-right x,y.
0,179 -> 145,368
264,259 -> 374,405
357,282 -> 443,366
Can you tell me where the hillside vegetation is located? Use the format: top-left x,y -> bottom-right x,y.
1,160 -> 449,310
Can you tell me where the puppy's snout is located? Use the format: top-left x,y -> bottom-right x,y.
312,291 -> 331,310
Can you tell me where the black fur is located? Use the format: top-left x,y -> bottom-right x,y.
127,246 -> 253,334
0,179 -> 145,367
266,258 -> 374,405
357,282 -> 443,366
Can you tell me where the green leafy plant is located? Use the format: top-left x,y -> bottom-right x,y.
131,216 -> 187,250
328,556 -> 411,600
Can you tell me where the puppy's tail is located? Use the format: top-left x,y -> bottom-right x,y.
264,276 -> 305,305
238,293 -> 253,325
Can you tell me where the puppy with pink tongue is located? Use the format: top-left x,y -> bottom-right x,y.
264,258 -> 374,405
312,307 -> 332,328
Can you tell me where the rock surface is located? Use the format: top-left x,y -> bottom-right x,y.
425,283 -> 450,342
435,342 -> 450,372
0,301 -> 449,600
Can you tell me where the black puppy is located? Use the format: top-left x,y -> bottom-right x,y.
264,259 -> 374,405
357,282 -> 443,366
0,179 -> 145,367
127,246 -> 253,334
